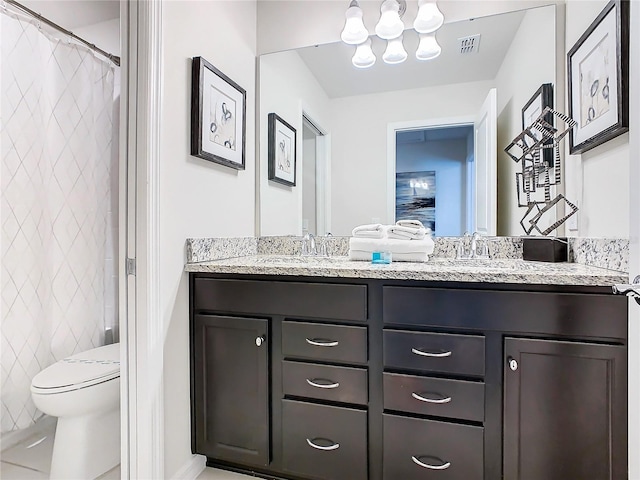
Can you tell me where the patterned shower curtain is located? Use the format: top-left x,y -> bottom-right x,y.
0,10 -> 117,432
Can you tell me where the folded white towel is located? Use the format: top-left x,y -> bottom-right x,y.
348,250 -> 429,263
349,237 -> 435,255
396,219 -> 425,229
387,225 -> 427,240
351,223 -> 385,239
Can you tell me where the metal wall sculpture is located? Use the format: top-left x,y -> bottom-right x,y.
504,107 -> 578,236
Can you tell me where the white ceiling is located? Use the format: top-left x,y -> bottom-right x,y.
19,0 -> 119,29
296,8 -> 529,98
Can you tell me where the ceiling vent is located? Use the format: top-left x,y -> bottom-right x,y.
458,34 -> 481,54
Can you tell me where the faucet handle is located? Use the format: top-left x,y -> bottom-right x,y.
319,233 -> 333,257
473,233 -> 491,259
301,232 -> 310,256
456,236 -> 470,259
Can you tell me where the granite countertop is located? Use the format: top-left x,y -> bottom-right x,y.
184,255 -> 627,287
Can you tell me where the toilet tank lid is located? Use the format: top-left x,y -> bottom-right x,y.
31,343 -> 120,390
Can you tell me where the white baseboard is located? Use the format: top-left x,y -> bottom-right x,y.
171,454 -> 206,480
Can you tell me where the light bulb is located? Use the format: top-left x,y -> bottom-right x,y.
382,35 -> 407,64
375,0 -> 404,40
341,1 -> 369,45
352,39 -> 376,68
414,0 -> 444,34
416,32 -> 441,60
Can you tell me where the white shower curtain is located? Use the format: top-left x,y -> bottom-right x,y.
0,10 -> 117,432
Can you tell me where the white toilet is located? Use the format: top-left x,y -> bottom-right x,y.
31,343 -> 121,480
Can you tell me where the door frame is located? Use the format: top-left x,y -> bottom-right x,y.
300,108 -> 331,235
120,0 -> 164,478
386,116 -> 474,226
628,1 -> 639,478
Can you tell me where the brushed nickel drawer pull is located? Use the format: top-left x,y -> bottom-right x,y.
411,348 -> 452,358
306,378 -> 340,389
411,392 -> 452,404
306,438 -> 340,451
306,338 -> 339,347
411,455 -> 451,470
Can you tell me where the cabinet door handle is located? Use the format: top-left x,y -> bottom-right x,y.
306,438 -> 340,451
306,338 -> 339,347
411,348 -> 452,358
306,378 -> 340,389
411,456 -> 451,470
411,392 -> 452,404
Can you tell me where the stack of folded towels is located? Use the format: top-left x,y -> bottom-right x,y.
349,220 -> 435,262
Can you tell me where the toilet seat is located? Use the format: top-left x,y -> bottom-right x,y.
31,343 -> 120,395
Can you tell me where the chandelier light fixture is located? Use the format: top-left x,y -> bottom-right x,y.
340,0 -> 445,68
340,0 -> 369,45
382,34 -> 408,64
352,38 -> 377,68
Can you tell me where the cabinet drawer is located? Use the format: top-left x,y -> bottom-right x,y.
194,278 -> 367,322
283,361 -> 368,406
282,400 -> 367,480
383,286 -> 627,340
384,372 -> 484,422
383,414 -> 483,480
283,321 -> 367,364
384,330 -> 485,377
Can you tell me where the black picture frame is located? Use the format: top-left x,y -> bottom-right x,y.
567,0 -> 629,154
522,83 -> 554,167
268,113 -> 297,187
190,56 -> 246,169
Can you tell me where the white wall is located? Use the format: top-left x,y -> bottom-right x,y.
494,6 -> 556,235
565,0 -> 629,238
74,18 -> 120,56
396,138 -> 468,236
258,50 -> 330,235
329,80 -> 493,236
159,1 -> 257,477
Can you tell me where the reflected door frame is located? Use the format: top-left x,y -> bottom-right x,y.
386,116 -> 474,232
301,111 -> 331,236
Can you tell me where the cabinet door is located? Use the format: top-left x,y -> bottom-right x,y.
192,314 -> 269,466
504,338 -> 627,480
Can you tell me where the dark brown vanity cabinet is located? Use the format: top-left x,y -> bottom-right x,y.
503,338 -> 627,480
382,316 -> 486,479
191,314 -> 269,466
190,274 -> 628,480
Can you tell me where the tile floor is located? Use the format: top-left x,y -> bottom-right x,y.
1,418 -> 252,480
0,417 -> 119,480
196,468 -> 255,479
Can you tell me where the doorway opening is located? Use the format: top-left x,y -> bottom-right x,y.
301,114 -> 330,236
395,125 -> 474,237
387,88 -> 497,236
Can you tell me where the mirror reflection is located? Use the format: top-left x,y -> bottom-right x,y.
257,4 -> 556,237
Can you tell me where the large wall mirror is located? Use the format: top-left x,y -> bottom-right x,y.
257,4 -> 557,237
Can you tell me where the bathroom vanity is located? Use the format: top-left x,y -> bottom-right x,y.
188,257 -> 628,480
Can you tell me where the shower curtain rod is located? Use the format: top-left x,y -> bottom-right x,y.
4,0 -> 121,67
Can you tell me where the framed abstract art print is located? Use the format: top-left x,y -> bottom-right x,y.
191,56 -> 246,169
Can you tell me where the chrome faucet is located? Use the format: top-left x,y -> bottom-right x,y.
318,232 -> 333,257
456,232 -> 489,260
301,232 -> 317,256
